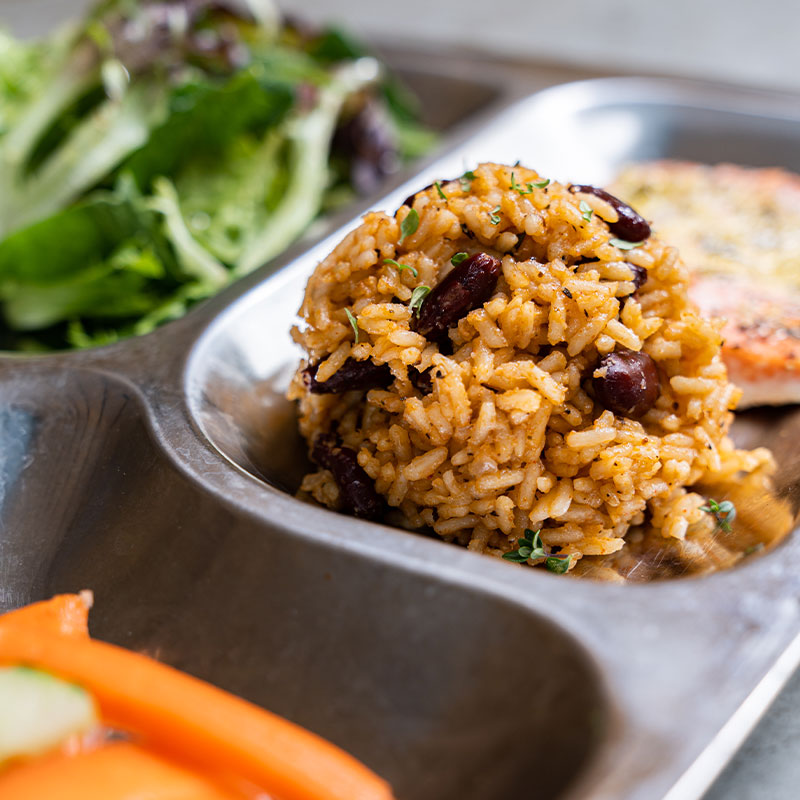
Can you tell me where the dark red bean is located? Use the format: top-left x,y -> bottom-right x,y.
414,252 -> 502,343
570,185 -> 651,242
592,350 -> 660,418
402,183 -> 434,209
409,366 -> 433,394
303,357 -> 392,394
312,434 -> 384,520
627,263 -> 648,291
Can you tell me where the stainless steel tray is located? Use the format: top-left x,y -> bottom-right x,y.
2,77 -> 800,800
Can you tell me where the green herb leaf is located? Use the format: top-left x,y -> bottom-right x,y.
532,178 -> 550,189
489,205 -> 502,225
579,200 -> 593,222
459,169 -> 476,192
383,257 -> 418,278
609,238 -> 644,250
434,181 -> 447,200
701,496 -> 736,533
546,554 -> 572,574
504,529 -> 551,564
409,285 -> 431,317
345,308 -> 360,343
399,208 -> 419,243
744,542 -> 765,556
510,172 -> 530,196
451,252 -> 468,265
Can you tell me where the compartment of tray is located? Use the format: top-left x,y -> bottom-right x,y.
0,362 -> 608,800
87,546 -> 607,800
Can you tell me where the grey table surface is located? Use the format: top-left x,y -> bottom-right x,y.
1,3 -> 798,798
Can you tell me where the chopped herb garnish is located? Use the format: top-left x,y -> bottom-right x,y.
563,287 -> 573,299
744,542 -> 765,557
609,237 -> 644,250
434,181 -> 447,200
399,208 -> 419,243
451,252 -> 468,265
489,205 -> 502,225
510,171 -> 548,196
546,554 -> 573,574
510,172 -> 532,196
700,497 -> 736,533
345,308 -> 360,343
579,200 -> 594,222
383,258 -> 418,278
409,285 -> 431,317
503,529 -> 572,573
460,169 -> 476,192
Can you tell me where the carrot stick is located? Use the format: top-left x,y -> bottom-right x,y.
0,741 -> 238,800
0,623 -> 393,800
0,592 -> 91,638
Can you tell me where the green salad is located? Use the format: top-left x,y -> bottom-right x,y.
0,0 -> 433,350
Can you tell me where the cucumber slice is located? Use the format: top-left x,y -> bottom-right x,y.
0,666 -> 98,765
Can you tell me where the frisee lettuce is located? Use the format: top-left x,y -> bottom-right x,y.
0,1 -> 434,350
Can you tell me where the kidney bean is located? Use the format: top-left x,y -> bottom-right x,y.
570,185 -> 651,242
312,434 -> 384,520
592,350 -> 660,418
402,183 -> 434,209
409,366 -> 433,394
303,357 -> 392,394
414,252 -> 502,343
627,263 -> 648,290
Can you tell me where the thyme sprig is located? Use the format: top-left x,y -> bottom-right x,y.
503,529 -> 573,574
383,258 -> 418,278
700,497 -> 736,532
409,285 -> 431,317
510,171 -> 550,195
609,237 -> 643,250
399,208 -> 419,243
460,169 -> 476,192
345,308 -> 359,343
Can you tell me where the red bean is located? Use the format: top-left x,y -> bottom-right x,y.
414,252 -> 502,343
402,182 -> 435,209
570,185 -> 651,242
592,350 -> 660,418
409,366 -> 433,394
303,357 -> 392,394
627,263 -> 648,290
312,434 -> 384,520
